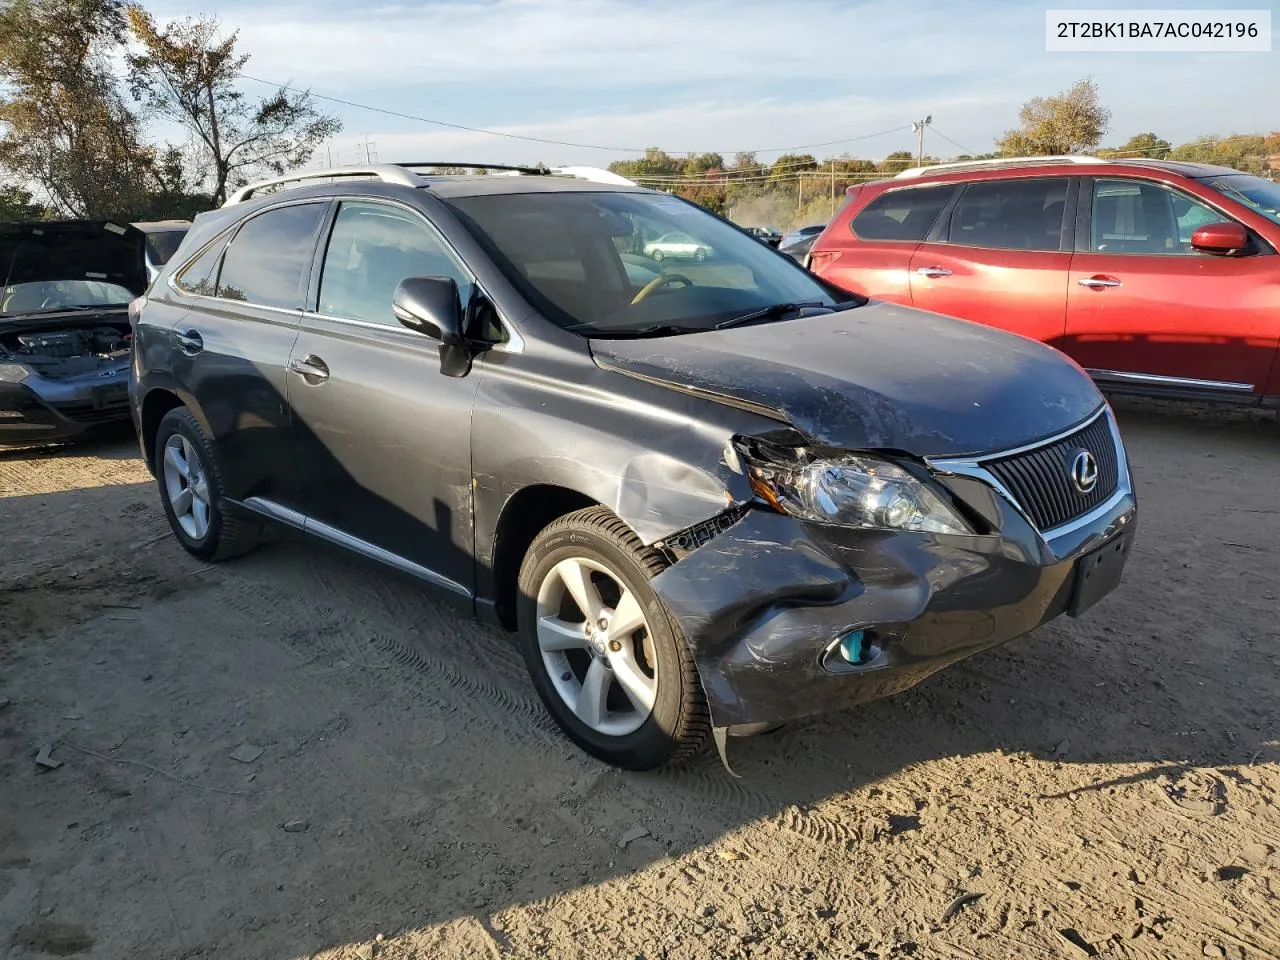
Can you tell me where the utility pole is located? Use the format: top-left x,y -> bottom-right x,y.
912,115 -> 932,166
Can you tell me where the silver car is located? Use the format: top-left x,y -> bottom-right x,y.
642,231 -> 713,262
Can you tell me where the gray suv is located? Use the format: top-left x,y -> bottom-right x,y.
131,163 -> 1136,770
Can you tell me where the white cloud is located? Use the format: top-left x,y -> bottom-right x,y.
221,0 -> 1027,88
149,0 -> 1278,163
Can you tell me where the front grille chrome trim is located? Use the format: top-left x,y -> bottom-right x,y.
928,406 -> 1131,541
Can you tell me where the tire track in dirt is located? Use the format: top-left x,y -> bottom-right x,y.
210,556 -> 572,758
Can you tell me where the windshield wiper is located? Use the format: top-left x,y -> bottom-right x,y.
8,304 -> 105,316
713,300 -> 829,331
587,323 -> 706,339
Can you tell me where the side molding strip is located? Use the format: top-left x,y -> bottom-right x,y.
238,496 -> 472,598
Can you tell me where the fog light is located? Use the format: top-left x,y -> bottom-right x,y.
838,630 -> 866,664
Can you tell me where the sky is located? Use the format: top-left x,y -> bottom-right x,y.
143,0 -> 1280,169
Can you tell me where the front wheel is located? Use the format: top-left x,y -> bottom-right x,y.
650,249 -> 664,262
517,507 -> 708,769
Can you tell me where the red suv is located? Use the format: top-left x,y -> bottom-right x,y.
808,157 -> 1280,406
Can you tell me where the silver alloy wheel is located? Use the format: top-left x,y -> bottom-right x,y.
536,556 -> 658,737
162,433 -> 212,541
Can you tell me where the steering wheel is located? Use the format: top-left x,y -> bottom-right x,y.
631,273 -> 693,305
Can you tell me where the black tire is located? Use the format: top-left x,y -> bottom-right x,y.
650,249 -> 664,262
153,407 -> 261,562
517,506 -> 709,770
694,248 -> 707,262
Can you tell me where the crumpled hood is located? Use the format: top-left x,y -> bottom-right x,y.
590,301 -> 1104,458
0,220 -> 148,301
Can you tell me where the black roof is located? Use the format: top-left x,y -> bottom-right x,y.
1114,159 -> 1250,179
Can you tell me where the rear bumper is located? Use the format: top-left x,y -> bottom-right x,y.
651,482 -> 1136,731
0,375 -> 131,447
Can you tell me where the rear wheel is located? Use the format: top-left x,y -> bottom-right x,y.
517,507 -> 708,769
154,407 -> 261,561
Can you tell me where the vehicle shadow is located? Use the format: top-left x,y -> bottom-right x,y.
1,405 -> 1277,959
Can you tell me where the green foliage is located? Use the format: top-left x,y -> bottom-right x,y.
1169,134 -> 1275,175
126,5 -> 343,205
997,78 -> 1110,156
0,183 -> 48,220
1098,132 -> 1172,159
0,0 -> 157,217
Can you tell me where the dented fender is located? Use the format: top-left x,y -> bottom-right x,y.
469,344 -> 780,611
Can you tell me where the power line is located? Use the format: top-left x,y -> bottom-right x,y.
929,124 -> 975,156
236,72 -> 911,157
239,72 -> 1273,166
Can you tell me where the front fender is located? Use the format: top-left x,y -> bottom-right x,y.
470,347 -> 776,592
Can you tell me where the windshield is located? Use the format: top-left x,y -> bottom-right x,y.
1,280 -> 135,315
144,229 -> 188,266
1207,174 -> 1280,225
445,191 -> 855,337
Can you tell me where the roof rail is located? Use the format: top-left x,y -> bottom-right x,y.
397,162 -> 549,175
224,165 -> 426,205
224,162 -> 638,207
894,155 -> 1105,179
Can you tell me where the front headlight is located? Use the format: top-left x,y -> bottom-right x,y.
0,363 -> 30,384
745,451 -> 971,534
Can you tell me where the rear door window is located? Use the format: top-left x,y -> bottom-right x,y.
851,187 -> 953,241
216,203 -> 327,308
174,239 -> 226,296
947,178 -> 1069,251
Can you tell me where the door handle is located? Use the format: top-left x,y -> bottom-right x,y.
289,355 -> 330,383
1078,276 -> 1122,289
175,329 -> 203,355
915,266 -> 952,278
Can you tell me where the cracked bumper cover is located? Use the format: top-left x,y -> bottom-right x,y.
650,488 -> 1136,730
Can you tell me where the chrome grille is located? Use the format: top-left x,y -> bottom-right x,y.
983,413 -> 1119,531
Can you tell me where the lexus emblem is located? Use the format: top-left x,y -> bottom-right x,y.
1070,449 -> 1099,494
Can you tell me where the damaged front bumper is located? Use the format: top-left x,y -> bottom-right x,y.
650,445 -> 1136,732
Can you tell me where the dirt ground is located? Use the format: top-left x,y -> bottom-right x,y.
1,400 -> 1277,960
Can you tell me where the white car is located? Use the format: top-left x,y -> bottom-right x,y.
642,232 -> 713,262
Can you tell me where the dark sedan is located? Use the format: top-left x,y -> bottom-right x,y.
0,221 -> 145,447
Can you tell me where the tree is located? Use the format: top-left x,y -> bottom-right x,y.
1100,132 -> 1171,159
0,183 -> 47,220
125,6 -> 343,205
769,153 -> 817,184
997,78 -> 1110,156
877,150 -> 916,173
0,0 -> 157,217
1170,134 -> 1270,175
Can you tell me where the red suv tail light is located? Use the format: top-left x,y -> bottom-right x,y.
807,250 -> 841,275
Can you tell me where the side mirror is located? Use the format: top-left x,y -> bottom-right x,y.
1190,221 -> 1250,256
394,276 -> 461,342
393,276 -> 472,377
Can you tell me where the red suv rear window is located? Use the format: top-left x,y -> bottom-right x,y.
851,185 -> 954,241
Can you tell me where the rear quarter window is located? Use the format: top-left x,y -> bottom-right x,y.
851,186 -> 953,241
